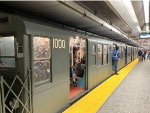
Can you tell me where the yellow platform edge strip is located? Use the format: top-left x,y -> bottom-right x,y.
63,59 -> 139,113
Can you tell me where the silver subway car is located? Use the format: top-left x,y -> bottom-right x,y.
0,14 -> 137,113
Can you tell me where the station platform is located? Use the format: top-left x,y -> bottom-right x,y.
63,59 -> 150,113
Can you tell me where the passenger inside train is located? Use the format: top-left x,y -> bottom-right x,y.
69,36 -> 86,99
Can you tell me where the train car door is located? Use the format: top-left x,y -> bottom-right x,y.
69,36 -> 87,99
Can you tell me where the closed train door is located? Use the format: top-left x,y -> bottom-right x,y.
69,36 -> 87,99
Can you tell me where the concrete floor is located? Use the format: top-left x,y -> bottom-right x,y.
97,60 -> 150,113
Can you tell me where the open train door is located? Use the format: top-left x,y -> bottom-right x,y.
69,36 -> 87,99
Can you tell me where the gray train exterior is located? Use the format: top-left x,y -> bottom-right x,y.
0,15 -> 138,113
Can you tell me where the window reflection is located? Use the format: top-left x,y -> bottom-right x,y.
0,36 -> 15,67
33,37 -> 50,59
33,36 -> 51,85
0,36 -> 14,56
98,44 -> 103,65
92,45 -> 96,54
33,61 -> 50,84
103,55 -> 107,64
97,55 -> 102,64
103,45 -> 108,54
103,45 -> 108,64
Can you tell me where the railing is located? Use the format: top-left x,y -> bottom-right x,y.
0,73 -> 32,113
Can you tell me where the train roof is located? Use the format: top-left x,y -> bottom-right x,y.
0,14 -> 139,47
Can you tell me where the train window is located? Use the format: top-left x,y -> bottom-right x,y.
119,47 -> 123,58
103,44 -> 108,64
33,61 -> 50,84
0,36 -> 15,67
128,47 -> 131,56
33,36 -> 51,85
97,44 -> 103,65
120,47 -> 122,58
0,36 -> 15,56
135,48 -> 137,55
92,44 -> 96,54
109,46 -> 112,51
122,47 -> 124,57
33,37 -> 50,59
92,44 -> 96,65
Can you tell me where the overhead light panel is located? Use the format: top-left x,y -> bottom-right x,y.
121,0 -> 141,32
143,0 -> 149,31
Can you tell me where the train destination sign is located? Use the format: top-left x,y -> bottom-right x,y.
139,33 -> 150,39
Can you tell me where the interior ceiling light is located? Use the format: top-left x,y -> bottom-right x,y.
143,0 -> 149,31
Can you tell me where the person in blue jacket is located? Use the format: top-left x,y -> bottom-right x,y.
112,46 -> 120,75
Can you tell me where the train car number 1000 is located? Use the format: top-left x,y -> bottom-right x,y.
53,38 -> 65,49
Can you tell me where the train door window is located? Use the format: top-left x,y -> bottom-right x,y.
103,44 -> 108,64
119,47 -> 121,58
69,36 -> 86,99
32,36 -> 51,85
97,44 -> 103,65
119,47 -> 123,58
128,47 -> 131,56
123,47 -> 125,57
130,47 -> 132,58
133,47 -> 134,59
0,36 -> 15,67
121,47 -> 123,58
135,48 -> 137,57
92,44 -> 96,65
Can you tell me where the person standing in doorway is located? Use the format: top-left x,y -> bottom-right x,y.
112,46 -> 120,75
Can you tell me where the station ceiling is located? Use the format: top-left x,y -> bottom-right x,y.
0,1 -> 147,47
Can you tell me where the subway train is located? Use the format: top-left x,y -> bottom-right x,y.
0,14 -> 138,113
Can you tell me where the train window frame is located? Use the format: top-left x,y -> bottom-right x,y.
97,43 -> 103,66
32,36 -> 52,86
0,34 -> 16,68
103,44 -> 108,65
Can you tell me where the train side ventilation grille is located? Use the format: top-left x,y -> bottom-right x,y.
0,74 -> 32,113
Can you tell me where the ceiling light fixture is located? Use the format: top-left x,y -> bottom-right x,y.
143,0 -> 149,31
121,0 -> 141,32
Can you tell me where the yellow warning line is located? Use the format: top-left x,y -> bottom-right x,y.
63,59 -> 139,113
